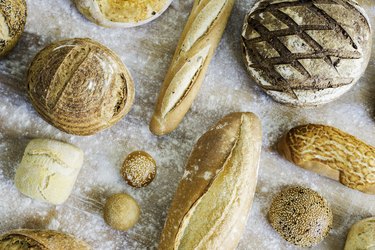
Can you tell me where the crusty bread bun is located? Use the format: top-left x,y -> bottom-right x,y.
159,112 -> 262,249
242,0 -> 372,106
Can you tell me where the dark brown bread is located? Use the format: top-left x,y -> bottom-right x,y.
242,0 -> 372,106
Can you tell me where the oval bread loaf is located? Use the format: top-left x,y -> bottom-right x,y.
159,112 -> 262,249
0,229 -> 90,249
73,0 -> 173,28
150,0 -> 236,136
278,124 -> 375,194
242,0 -> 372,106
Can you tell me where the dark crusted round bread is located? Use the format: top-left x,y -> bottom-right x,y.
242,0 -> 372,106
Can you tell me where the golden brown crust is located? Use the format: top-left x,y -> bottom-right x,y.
150,0 -> 236,136
0,229 -> 90,249
278,124 -> 375,194
0,0 -> 27,57
159,112 -> 262,249
268,186 -> 333,247
242,0 -> 372,106
27,38 -> 135,136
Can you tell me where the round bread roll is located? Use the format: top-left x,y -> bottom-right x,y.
344,217 -> 375,250
0,0 -> 27,57
103,193 -> 140,231
0,229 -> 90,250
121,151 -> 157,188
73,0 -> 173,28
268,186 -> 333,247
27,38 -> 135,136
242,0 -> 372,106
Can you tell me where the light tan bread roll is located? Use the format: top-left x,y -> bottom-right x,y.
15,139 -> 84,205
344,217 -> 375,250
150,0 -> 236,136
278,124 -> 375,194
0,229 -> 90,249
159,112 -> 262,249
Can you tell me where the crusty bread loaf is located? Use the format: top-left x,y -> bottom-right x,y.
73,0 -> 173,28
0,229 -> 90,249
242,0 -> 372,106
150,0 -> 236,135
278,124 -> 375,194
159,112 -> 262,249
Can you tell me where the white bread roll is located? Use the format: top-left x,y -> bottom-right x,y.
15,139 -> 84,205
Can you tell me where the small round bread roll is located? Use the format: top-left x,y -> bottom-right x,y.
344,217 -> 375,250
0,0 -> 27,57
74,0 -> 173,28
268,186 -> 333,247
103,193 -> 140,231
27,38 -> 135,136
121,151 -> 156,188
242,0 -> 372,106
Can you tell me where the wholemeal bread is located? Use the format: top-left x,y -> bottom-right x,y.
159,112 -> 262,249
150,0 -> 236,135
242,0 -> 372,106
73,0 -> 173,28
0,229 -> 90,249
278,124 -> 375,194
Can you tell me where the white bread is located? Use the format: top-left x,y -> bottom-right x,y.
150,0 -> 236,135
15,139 -> 84,205
159,112 -> 262,249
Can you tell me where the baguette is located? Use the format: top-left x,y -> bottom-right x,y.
159,112 -> 262,249
278,124 -> 375,194
0,229 -> 90,249
150,0 -> 236,135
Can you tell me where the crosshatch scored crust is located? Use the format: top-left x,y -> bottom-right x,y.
278,124 -> 375,194
0,0 -> 27,57
150,0 -> 236,136
242,0 -> 372,106
27,38 -> 135,136
159,112 -> 262,249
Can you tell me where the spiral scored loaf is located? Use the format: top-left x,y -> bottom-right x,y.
278,124 -> 375,194
73,0 -> 173,28
27,38 -> 134,136
150,0 -> 236,135
0,0 -> 27,57
242,0 -> 372,106
0,229 -> 90,249
159,113 -> 262,249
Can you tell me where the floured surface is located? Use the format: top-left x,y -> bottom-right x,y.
0,0 -> 374,249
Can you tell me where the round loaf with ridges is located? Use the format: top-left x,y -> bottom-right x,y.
242,0 -> 372,106
73,0 -> 173,28
27,38 -> 135,136
0,0 -> 27,57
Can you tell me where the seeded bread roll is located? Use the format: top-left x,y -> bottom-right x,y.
27,38 -> 134,136
150,0 -> 236,135
159,112 -> 262,249
0,0 -> 27,57
242,0 -> 372,106
15,139 -> 84,205
0,229 -> 90,250
74,0 -> 173,28
278,124 -> 375,194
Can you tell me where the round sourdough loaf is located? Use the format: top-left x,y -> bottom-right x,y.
74,0 -> 173,28
242,0 -> 372,106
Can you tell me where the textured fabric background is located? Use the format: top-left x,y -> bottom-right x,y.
0,0 -> 373,249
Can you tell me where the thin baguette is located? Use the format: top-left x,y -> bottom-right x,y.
150,0 -> 236,135
159,112 -> 262,249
